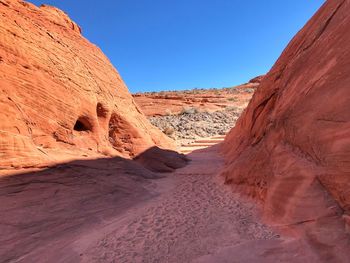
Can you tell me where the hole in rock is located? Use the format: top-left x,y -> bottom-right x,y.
74,117 -> 92,132
96,102 -> 108,118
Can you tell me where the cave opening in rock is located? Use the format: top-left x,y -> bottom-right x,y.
74,117 -> 92,132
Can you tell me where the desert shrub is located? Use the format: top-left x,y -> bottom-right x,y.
165,109 -> 173,116
245,88 -> 255,93
163,126 -> 175,136
227,97 -> 238,102
180,107 -> 198,115
225,106 -> 238,111
201,109 -> 210,114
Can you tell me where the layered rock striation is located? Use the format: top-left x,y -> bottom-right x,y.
0,0 -> 176,169
222,0 -> 350,245
133,81 -> 259,117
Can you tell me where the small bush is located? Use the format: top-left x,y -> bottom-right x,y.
163,126 -> 175,136
180,107 -> 198,115
165,109 -> 173,116
245,88 -> 255,93
227,97 -> 238,102
213,89 -> 221,95
225,106 -> 238,111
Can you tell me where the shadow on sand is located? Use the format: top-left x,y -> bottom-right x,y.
0,146 -> 188,262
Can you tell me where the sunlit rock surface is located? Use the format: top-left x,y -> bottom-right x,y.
0,0 -> 176,169
222,0 -> 350,260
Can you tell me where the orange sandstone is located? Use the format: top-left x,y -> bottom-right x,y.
0,0 -> 175,169
222,2 -> 350,257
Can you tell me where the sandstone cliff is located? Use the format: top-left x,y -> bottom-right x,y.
222,0 -> 350,257
0,0 -> 176,169
133,81 -> 259,117
133,81 -> 259,146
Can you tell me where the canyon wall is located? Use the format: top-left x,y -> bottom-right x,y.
0,0 -> 175,169
133,80 -> 258,117
222,0 -> 350,229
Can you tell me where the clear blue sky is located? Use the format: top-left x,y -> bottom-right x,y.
27,0 -> 324,93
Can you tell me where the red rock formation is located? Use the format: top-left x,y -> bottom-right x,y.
222,0 -> 350,259
134,147 -> 189,173
248,75 -> 265,84
133,83 -> 256,117
0,0 -> 176,169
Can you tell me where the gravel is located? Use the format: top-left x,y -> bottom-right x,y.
149,107 -> 243,145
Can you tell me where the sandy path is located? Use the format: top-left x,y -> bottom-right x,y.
1,137 -> 336,262
78,143 -> 279,262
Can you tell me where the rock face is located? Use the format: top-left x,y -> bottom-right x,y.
134,83 -> 259,146
0,0 -> 176,169
248,75 -> 265,84
222,0 -> 350,256
134,79 -> 263,146
133,83 -> 257,117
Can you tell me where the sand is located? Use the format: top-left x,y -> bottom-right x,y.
77,144 -> 281,262
1,141 -> 323,262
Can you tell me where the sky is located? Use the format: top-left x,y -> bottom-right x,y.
27,0 -> 325,93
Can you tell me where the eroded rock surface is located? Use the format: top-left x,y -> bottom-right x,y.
133,81 -> 259,117
149,108 -> 241,145
222,0 -> 350,260
0,0 -> 175,169
135,80 -> 262,145
0,3 -> 189,261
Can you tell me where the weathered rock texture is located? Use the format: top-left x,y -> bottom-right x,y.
149,108 -> 242,145
135,82 -> 260,146
248,75 -> 265,84
0,0 -> 175,169
133,82 -> 258,117
222,0 -> 350,259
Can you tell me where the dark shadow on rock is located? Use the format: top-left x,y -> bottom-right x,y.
134,146 -> 190,173
0,146 -> 188,262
